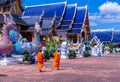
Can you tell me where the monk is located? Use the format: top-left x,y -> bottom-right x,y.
53,50 -> 60,70
37,49 -> 44,72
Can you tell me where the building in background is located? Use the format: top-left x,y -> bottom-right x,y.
0,1 -> 90,43
21,1 -> 90,43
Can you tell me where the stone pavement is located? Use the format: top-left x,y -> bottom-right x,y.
0,54 -> 120,82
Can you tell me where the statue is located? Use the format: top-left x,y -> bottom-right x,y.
0,14 -> 14,55
9,18 -> 41,55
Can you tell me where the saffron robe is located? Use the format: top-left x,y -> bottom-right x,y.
37,52 -> 44,70
53,51 -> 60,67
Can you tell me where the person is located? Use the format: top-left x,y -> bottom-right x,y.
37,49 -> 44,72
53,50 -> 60,70
97,47 -> 101,58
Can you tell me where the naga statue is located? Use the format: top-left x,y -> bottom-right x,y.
9,18 -> 41,55
0,14 -> 14,55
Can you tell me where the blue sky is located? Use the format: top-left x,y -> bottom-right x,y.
23,0 -> 120,30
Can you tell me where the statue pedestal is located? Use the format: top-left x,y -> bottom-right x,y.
0,57 -> 22,66
0,57 -> 9,66
61,53 -> 68,59
60,41 -> 68,59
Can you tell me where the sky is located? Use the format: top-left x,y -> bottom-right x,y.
22,0 -> 120,30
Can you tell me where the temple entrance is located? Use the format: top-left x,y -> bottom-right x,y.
68,35 -> 77,43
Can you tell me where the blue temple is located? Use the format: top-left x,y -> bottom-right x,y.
68,6 -> 87,34
112,30 -> 120,43
57,4 -> 77,30
88,29 -> 120,43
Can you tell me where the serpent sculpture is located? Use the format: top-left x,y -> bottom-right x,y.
0,14 -> 14,54
8,17 -> 41,55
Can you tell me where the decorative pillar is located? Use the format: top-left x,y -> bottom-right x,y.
77,34 -> 80,43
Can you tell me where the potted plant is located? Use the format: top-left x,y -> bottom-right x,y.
22,50 -> 32,64
103,43 -> 114,53
43,50 -> 50,62
68,50 -> 76,59
83,51 -> 90,57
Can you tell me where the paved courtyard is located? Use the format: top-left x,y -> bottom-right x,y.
0,54 -> 120,82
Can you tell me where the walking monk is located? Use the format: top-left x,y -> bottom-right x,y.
53,50 -> 60,70
37,49 -> 44,72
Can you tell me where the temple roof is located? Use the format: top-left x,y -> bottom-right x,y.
89,29 -> 113,42
22,2 -> 66,27
41,19 -> 53,29
21,26 -> 52,35
68,29 -> 81,33
68,6 -> 87,34
23,2 -> 66,18
72,6 -> 87,29
21,2 -> 90,35
89,29 -> 120,43
63,4 -> 77,20
42,29 -> 52,35
0,14 -> 27,25
57,4 -> 77,30
112,30 -> 120,43
21,16 -> 41,25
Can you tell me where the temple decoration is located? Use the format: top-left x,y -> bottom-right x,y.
0,14 -> 14,54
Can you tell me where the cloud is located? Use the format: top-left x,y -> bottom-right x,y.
99,1 -> 120,15
90,21 -> 98,26
89,14 -> 120,24
89,15 -> 101,21
89,1 -> 120,28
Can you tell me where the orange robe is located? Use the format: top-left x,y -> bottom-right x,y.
37,52 -> 44,70
53,51 -> 60,67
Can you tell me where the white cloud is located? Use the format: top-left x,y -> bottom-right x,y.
89,15 -> 101,21
103,14 -> 115,19
90,21 -> 98,26
99,1 -> 120,15
90,15 -> 120,24
99,18 -> 120,23
89,1 -> 120,27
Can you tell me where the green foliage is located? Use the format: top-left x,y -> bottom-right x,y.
68,50 -> 76,58
83,51 -> 90,57
46,39 -> 60,51
103,43 -> 114,53
50,48 -> 56,57
45,39 -> 59,58
27,56 -> 32,61
23,50 -> 29,55
22,50 -> 32,62
44,50 -> 50,60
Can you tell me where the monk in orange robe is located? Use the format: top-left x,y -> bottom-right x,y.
37,50 -> 44,72
53,50 -> 60,70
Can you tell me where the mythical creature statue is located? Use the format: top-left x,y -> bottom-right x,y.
0,14 -> 14,54
9,18 -> 41,55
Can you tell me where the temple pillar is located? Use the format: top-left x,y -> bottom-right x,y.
77,34 -> 80,43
